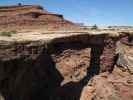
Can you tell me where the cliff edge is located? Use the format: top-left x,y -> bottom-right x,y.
0,4 -> 79,31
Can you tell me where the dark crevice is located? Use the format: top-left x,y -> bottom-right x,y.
49,44 -> 104,100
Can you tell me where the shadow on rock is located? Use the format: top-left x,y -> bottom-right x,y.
0,44 -> 104,100
0,48 -> 63,100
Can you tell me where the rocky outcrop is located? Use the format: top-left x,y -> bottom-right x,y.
0,5 -> 79,31
0,32 -> 132,100
88,67 -> 133,100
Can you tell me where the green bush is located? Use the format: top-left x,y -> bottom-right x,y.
91,24 -> 98,30
0,31 -> 16,37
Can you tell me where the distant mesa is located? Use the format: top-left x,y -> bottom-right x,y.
0,4 -> 79,31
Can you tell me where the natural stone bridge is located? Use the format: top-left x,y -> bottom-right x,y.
0,32 -> 132,100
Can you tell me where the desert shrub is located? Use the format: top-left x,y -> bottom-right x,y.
18,3 -> 22,6
0,31 -> 16,37
91,24 -> 98,30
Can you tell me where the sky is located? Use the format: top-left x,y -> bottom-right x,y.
0,0 -> 133,26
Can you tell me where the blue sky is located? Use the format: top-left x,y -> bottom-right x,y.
0,0 -> 133,26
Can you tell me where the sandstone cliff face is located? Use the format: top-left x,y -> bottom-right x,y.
0,5 -> 79,31
0,33 -> 132,100
0,5 -> 45,16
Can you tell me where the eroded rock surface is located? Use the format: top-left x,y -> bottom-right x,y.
88,67 -> 133,100
0,32 -> 132,100
0,5 -> 79,31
